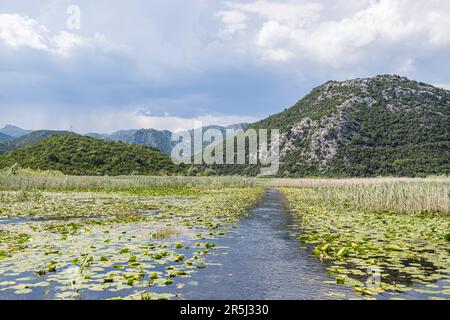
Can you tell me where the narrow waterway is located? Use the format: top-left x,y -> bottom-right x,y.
182,189 -> 356,300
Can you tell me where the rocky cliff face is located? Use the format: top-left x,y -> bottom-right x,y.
274,75 -> 450,176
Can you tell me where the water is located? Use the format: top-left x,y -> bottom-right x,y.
1,188 -> 447,300
178,189 -> 449,300
180,189 -> 356,300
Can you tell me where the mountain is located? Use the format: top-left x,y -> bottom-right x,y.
88,129 -> 173,154
0,133 -> 13,142
0,130 -> 74,155
86,129 -> 138,142
124,129 -> 174,155
206,75 -> 450,177
87,124 -> 249,155
0,125 -> 32,138
0,135 -> 181,176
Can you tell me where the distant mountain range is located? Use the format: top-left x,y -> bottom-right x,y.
86,129 -> 174,155
0,125 -> 32,138
0,124 -> 249,156
1,75 -> 449,177
88,123 -> 249,155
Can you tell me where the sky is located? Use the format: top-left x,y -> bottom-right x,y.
1,0 -> 450,133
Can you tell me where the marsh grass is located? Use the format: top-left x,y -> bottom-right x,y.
273,177 -> 450,214
0,174 -> 256,194
268,177 -> 450,187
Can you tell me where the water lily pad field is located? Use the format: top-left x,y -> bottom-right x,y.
0,173 -> 449,300
278,178 -> 450,299
0,174 -> 262,300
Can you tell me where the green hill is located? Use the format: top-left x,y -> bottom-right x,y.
205,75 -> 450,177
0,130 -> 75,155
0,135 -> 181,176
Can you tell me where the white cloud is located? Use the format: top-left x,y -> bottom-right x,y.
2,1 -> 450,133
219,0 -> 450,66
0,13 -> 111,57
257,20 -> 292,48
426,11 -> 450,46
51,31 -> 90,56
0,14 -> 48,50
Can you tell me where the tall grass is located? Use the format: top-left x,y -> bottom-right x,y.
0,174 -> 257,192
277,178 -> 450,214
269,177 -> 450,187
0,165 -> 65,177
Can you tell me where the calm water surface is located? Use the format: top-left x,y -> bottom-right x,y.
181,189 -> 356,300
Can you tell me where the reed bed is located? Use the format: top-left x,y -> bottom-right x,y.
277,178 -> 449,214
0,174 -> 257,192
268,177 -> 450,187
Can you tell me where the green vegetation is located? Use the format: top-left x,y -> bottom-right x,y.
1,164 -> 65,177
0,173 -> 263,300
206,75 -> 450,177
1,73 -> 449,300
0,172 -> 449,300
0,135 -> 182,176
273,177 -> 449,214
0,130 -> 74,155
281,177 -> 450,297
0,169 -> 256,195
2,76 -> 448,178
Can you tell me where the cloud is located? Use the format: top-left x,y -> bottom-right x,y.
50,31 -> 109,57
0,14 -> 49,50
219,0 -> 450,67
256,21 -> 294,61
0,14 -> 114,57
1,1 -> 450,133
